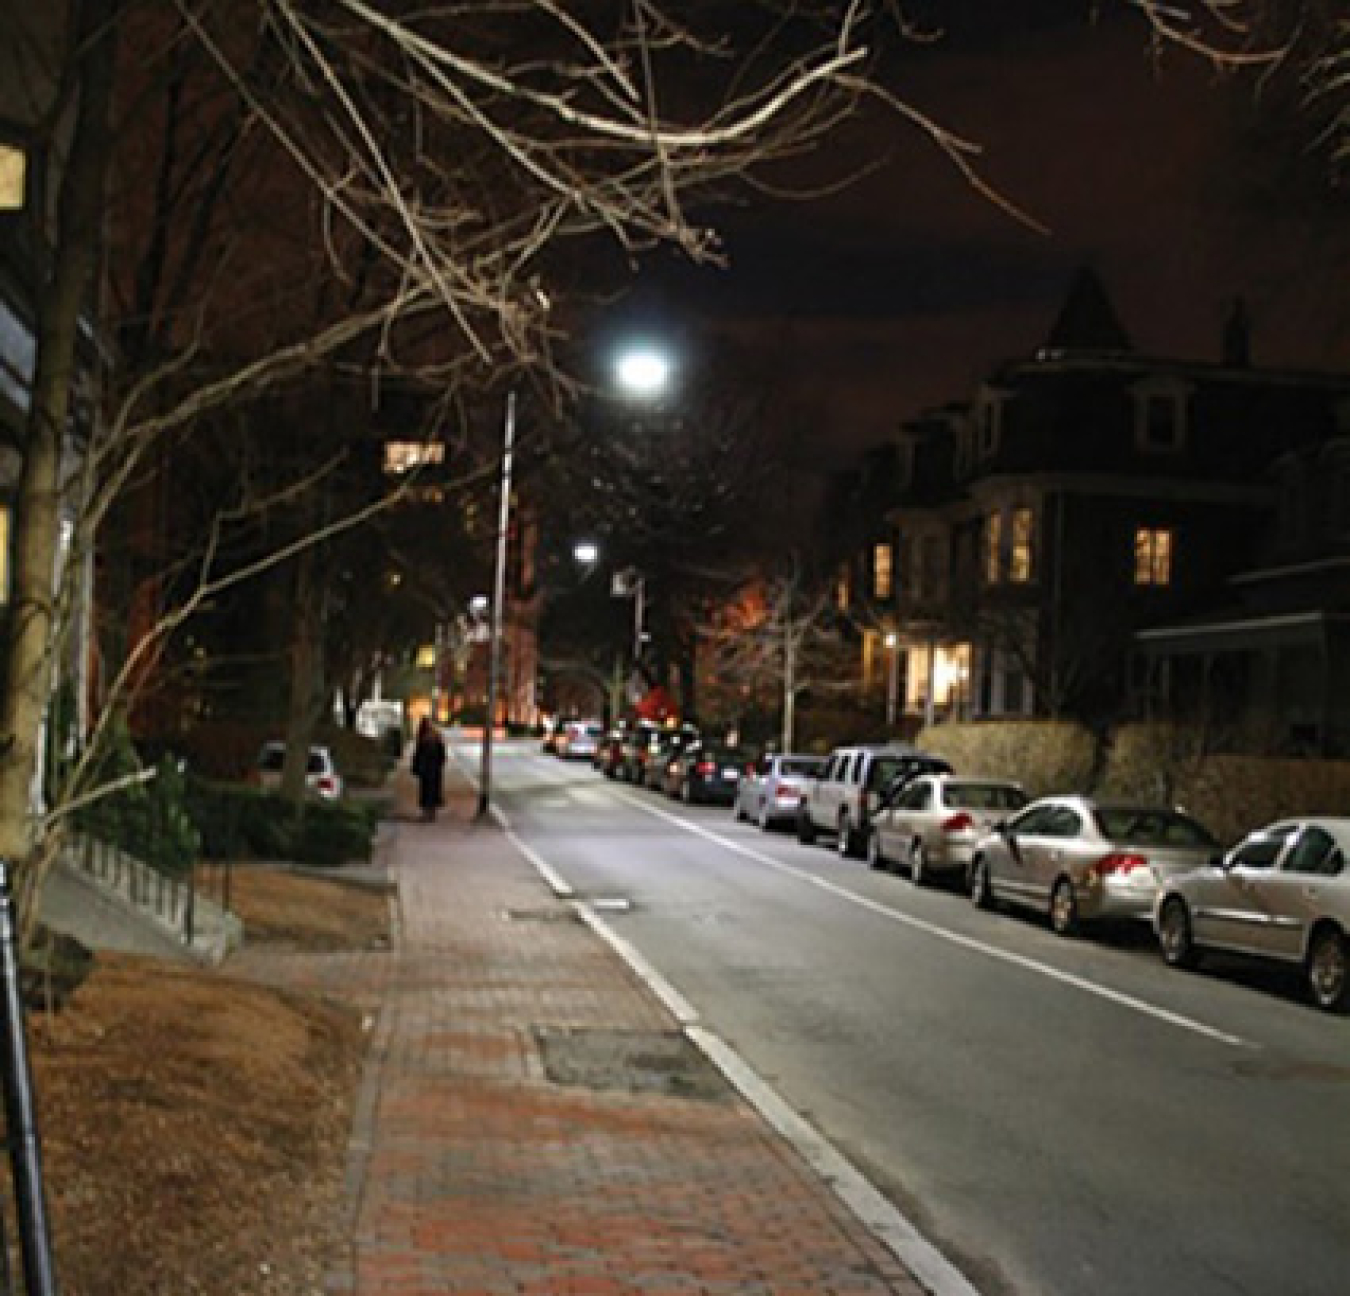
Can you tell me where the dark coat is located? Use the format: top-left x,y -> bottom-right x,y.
411,729 -> 446,809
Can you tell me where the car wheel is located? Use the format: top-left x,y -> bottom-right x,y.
797,812 -> 817,845
1307,928 -> 1350,1013
910,841 -> 928,887
1049,878 -> 1079,937
868,827 -> 888,871
1158,897 -> 1200,969
970,858 -> 993,910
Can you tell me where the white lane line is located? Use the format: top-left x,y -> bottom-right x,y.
573,903 -> 700,1026
611,787 -> 1255,1051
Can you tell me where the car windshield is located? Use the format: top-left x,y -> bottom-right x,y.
1093,807 -> 1217,848
948,783 -> 1026,811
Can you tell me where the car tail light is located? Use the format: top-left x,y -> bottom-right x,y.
696,759 -> 715,776
1094,852 -> 1149,877
941,812 -> 975,834
316,775 -> 338,796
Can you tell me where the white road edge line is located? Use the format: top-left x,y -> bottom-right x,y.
614,787 -> 1255,1051
572,898 -> 981,1296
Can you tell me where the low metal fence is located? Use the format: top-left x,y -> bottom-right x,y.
0,860 -> 59,1295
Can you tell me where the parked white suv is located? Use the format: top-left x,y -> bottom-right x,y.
255,741 -> 344,800
797,743 -> 951,858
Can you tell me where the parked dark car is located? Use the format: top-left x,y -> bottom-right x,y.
643,727 -> 701,790
668,742 -> 754,805
618,721 -> 663,783
595,728 -> 625,776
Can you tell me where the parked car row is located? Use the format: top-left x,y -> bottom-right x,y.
565,728 -> 1350,1014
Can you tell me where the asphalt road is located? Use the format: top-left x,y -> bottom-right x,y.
475,740 -> 1350,1296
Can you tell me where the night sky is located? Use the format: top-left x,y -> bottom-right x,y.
613,4 -> 1350,470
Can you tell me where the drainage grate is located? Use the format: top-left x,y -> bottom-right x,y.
500,907 -> 580,924
534,1027 -> 730,1101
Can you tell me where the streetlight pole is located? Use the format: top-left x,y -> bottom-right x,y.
478,390 -> 516,820
885,631 -> 899,728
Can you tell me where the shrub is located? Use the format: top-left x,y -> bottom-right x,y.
185,778 -> 380,867
72,722 -> 201,878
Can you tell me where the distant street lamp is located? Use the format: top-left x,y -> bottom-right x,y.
573,540 -> 599,567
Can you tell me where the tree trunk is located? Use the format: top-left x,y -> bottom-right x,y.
0,0 -> 119,942
281,543 -> 327,802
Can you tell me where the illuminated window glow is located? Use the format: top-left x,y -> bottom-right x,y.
984,512 -> 1002,584
1134,527 -> 1173,585
384,441 -> 445,475
873,542 -> 893,600
1010,507 -> 1034,583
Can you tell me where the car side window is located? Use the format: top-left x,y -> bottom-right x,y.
897,782 -> 928,810
1045,807 -> 1082,838
1230,838 -> 1283,870
1284,828 -> 1343,877
1010,805 -> 1058,835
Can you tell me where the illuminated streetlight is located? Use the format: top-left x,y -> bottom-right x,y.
573,540 -> 599,566
614,346 -> 672,400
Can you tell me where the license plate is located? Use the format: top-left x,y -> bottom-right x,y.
723,767 -> 740,780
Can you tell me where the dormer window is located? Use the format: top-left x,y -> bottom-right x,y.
976,388 -> 1007,460
1132,379 -> 1191,453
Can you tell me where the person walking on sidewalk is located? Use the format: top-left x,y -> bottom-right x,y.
411,717 -> 447,821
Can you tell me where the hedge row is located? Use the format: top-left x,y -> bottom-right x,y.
916,719 -> 1350,845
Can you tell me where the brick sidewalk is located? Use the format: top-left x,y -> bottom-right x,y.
240,764 -> 927,1296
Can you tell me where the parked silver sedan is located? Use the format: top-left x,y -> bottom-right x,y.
968,795 -> 1221,936
1155,817 -> 1350,1012
734,753 -> 823,829
869,774 -> 1028,886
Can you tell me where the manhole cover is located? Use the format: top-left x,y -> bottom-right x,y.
500,907 -> 580,924
534,1027 -> 730,1101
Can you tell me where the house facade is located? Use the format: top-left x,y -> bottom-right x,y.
877,269 -> 1350,751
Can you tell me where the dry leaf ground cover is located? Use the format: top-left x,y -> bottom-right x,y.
19,866 -> 391,1295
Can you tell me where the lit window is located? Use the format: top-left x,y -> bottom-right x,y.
984,512 -> 1002,584
0,506 -> 9,602
383,441 -> 445,474
836,568 -> 851,611
1134,527 -> 1173,585
0,144 -> 25,211
873,542 -> 893,600
1009,507 -> 1034,583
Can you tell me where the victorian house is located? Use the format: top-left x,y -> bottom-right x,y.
879,268 -> 1350,752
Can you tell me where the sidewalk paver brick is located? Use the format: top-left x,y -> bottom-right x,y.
234,762 -> 927,1295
